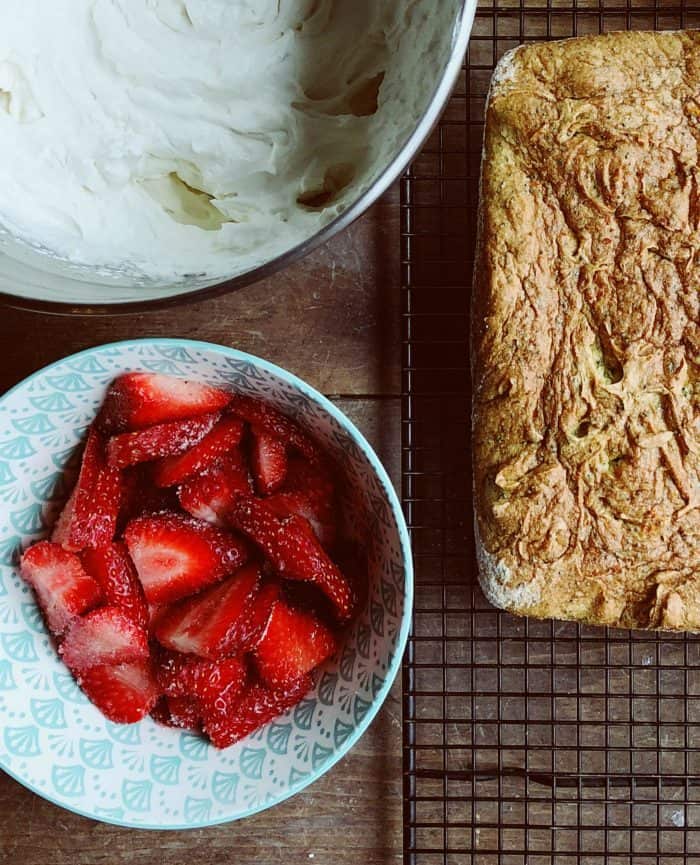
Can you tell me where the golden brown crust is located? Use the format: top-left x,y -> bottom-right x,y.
472,31 -> 700,631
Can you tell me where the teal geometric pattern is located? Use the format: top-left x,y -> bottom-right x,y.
0,339 -> 412,829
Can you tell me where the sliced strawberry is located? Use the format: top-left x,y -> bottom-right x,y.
227,497 -> 353,621
186,656 -> 248,706
154,564 -> 262,658
267,491 -> 336,549
106,412 -> 220,469
124,512 -> 248,605
151,695 -> 201,731
227,394 -> 323,464
153,648 -> 193,697
251,426 -> 287,495
153,416 -> 244,488
177,451 -> 252,527
97,372 -> 231,434
19,541 -> 103,635
241,581 -> 280,651
52,426 -> 121,552
80,543 -> 149,630
77,659 -> 160,724
254,600 -> 336,688
153,651 -> 247,713
59,605 -> 149,673
203,675 -> 312,749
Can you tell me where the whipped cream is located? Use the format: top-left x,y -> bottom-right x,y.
0,0 -> 453,284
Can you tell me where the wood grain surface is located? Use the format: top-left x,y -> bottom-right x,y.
0,189 -> 404,865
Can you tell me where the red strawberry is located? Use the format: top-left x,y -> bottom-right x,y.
254,600 -> 336,688
267,491 -> 336,549
52,426 -> 121,552
177,452 -> 252,527
153,416 -> 244,487
151,695 -> 201,731
124,512 -> 248,605
97,372 -> 231,434
106,412 -> 220,469
77,659 -> 160,724
250,426 -> 287,495
154,564 -> 262,658
59,605 -> 149,673
227,497 -> 353,621
241,581 -> 280,651
80,543 -> 149,630
227,394 -> 323,464
203,675 -> 312,749
20,541 -> 103,635
186,656 -> 248,707
153,648 -> 192,697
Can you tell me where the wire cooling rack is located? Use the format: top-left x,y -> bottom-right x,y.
401,4 -> 700,864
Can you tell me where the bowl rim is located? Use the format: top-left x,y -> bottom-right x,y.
0,337 -> 414,829
0,0 -> 476,315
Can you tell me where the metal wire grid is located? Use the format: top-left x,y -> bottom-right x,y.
401,4 -> 700,864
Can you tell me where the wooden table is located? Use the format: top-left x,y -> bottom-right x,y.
0,188 -> 403,865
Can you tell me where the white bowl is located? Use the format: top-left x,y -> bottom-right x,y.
0,338 -> 412,827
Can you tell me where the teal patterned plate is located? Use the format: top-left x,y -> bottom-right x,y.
0,339 -> 412,828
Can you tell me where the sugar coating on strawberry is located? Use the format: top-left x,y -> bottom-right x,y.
177,452 -> 252,527
20,541 -> 103,635
52,426 -> 121,552
185,656 -> 248,708
80,543 -> 149,630
153,648 -> 192,697
97,372 -> 231,434
151,695 -> 201,731
227,393 -> 323,464
254,600 -> 336,688
124,512 -> 248,605
154,564 -> 262,658
106,412 -> 220,469
153,416 -> 244,488
77,659 -> 160,724
203,675 -> 312,749
228,497 -> 353,621
60,605 -> 149,673
250,426 -> 288,495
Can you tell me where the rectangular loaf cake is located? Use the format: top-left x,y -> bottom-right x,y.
472,30 -> 700,630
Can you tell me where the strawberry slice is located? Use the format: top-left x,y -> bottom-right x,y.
267,491 -> 336,549
154,564 -> 262,658
203,675 -> 312,749
177,452 -> 252,527
97,372 -> 231,434
186,656 -> 248,706
59,605 -> 149,673
52,426 -> 121,552
153,416 -> 244,487
153,648 -> 193,697
254,600 -> 336,688
151,695 -> 201,731
227,497 -> 353,621
106,412 -> 220,469
19,541 -> 103,635
77,659 -> 160,724
80,543 -> 149,630
251,426 -> 287,495
227,394 -> 323,464
124,512 -> 248,605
